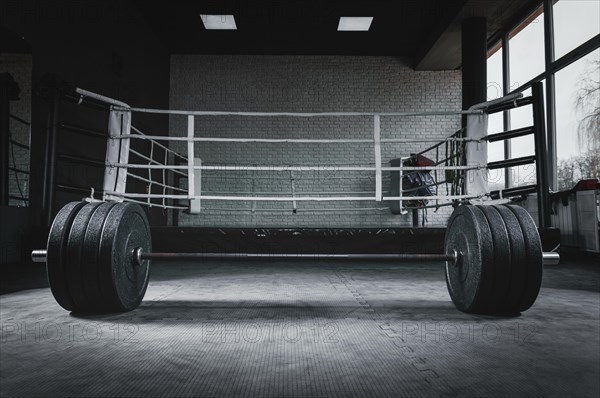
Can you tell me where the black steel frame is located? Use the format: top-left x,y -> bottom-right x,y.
486,82 -> 551,228
1,79 -> 11,205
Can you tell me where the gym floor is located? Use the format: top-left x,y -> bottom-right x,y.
1,255 -> 598,397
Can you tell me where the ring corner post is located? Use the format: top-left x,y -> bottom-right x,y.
373,114 -> 382,202
189,157 -> 202,214
186,115 -> 195,207
104,108 -> 132,202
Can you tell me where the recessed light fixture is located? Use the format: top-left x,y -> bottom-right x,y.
337,17 -> 373,31
200,14 -> 237,30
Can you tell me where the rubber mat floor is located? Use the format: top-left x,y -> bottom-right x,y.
1,261 -> 599,397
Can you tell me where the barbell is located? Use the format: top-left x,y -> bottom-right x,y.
32,202 -> 559,314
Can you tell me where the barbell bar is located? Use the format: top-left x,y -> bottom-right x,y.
32,249 -> 559,266
33,201 -> 560,315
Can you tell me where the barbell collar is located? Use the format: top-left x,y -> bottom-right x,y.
31,250 -> 48,263
541,252 -> 560,266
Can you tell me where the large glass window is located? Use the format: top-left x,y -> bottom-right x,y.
553,0 -> 600,59
488,0 -> 599,193
555,49 -> 600,190
509,6 -> 545,89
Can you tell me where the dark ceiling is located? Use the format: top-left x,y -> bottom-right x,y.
1,0 -> 543,69
135,0 -> 468,56
134,0 -> 543,68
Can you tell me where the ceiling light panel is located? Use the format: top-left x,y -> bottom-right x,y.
200,14 -> 237,30
337,17 -> 373,31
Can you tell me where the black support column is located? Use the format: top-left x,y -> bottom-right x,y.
543,0 -> 557,190
29,76 -> 62,227
532,82 -> 551,228
461,17 -> 487,126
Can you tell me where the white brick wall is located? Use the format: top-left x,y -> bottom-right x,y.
168,55 -> 461,227
2,53 -> 32,207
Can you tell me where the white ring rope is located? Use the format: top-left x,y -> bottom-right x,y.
130,126 -> 187,161
126,172 -> 187,193
175,191 -> 426,196
200,191 -> 377,195
119,197 -> 188,210
373,115 -> 382,201
125,161 -> 188,176
116,134 -> 479,144
112,107 -> 483,117
111,163 -> 482,172
106,191 -> 481,202
201,175 -> 378,180
188,207 -> 393,213
129,148 -> 167,167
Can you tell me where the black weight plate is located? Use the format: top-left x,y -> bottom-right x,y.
506,205 -> 543,312
493,205 -> 527,312
98,203 -> 151,312
79,202 -> 118,313
65,202 -> 102,311
444,205 -> 495,313
477,205 -> 512,312
46,201 -> 87,311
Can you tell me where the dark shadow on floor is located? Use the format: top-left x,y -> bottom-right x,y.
67,299 -> 522,324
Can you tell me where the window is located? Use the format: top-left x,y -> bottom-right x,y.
487,46 -> 503,101
487,111 -> 506,191
555,49 -> 600,190
489,0 -> 600,193
553,0 -> 600,59
508,95 -> 537,188
509,6 -> 545,89
485,0 -> 600,196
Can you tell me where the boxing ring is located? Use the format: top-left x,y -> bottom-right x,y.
73,87 -> 544,221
